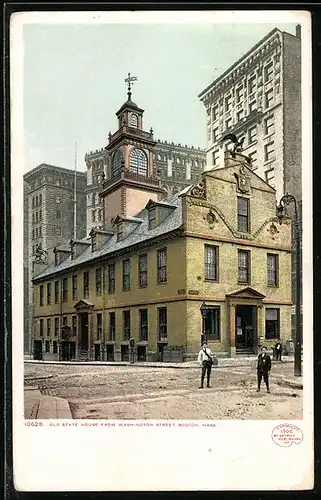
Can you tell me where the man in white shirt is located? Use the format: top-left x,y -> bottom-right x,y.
197,342 -> 214,388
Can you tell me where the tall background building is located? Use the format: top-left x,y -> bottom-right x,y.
85,142 -> 206,235
23,164 -> 87,355
198,25 -> 302,337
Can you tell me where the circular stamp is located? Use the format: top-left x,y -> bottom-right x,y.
272,424 -> 303,447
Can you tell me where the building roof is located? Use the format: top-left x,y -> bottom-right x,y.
23,163 -> 87,180
33,194 -> 183,282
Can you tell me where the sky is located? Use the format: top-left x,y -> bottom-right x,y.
22,19 -> 297,173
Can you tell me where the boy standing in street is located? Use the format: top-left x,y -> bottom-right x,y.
274,339 -> 282,362
256,346 -> 271,393
197,341 -> 214,389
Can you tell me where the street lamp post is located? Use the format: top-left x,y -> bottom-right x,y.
276,193 -> 302,377
200,302 -> 208,345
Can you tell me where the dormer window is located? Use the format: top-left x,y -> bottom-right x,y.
117,223 -> 123,242
71,245 -> 75,260
130,113 -> 138,128
148,206 -> 157,230
54,251 -> 59,266
91,233 -> 97,252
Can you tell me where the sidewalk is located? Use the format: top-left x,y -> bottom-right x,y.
25,388 -> 72,419
24,356 -> 295,369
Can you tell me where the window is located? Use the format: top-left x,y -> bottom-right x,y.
56,196 -> 61,204
92,210 -> 96,223
265,88 -> 274,109
213,127 -> 219,142
264,142 -> 275,161
109,312 -> 116,341
54,318 -> 59,337
267,253 -> 279,286
107,263 -> 115,293
204,245 -> 218,281
47,283 -> 51,305
54,252 -> 59,266
225,118 -> 232,130
236,85 -> 244,103
237,197 -> 250,233
248,76 -> 256,95
236,109 -> 244,122
45,340 -> 50,353
123,310 -> 131,340
56,227 -> 62,236
122,259 -> 131,291
212,105 -> 219,121
112,150 -> 124,176
72,275 -> 78,301
212,149 -> 220,166
96,267 -> 102,295
264,116 -> 274,136
40,285 -> 44,306
47,318 -> 51,337
116,223 -> 123,242
54,281 -> 59,304
148,206 -> 156,230
129,148 -> 148,176
265,168 -> 275,184
97,313 -> 102,340
40,319 -> 44,336
39,210 -> 42,221
62,278 -> 68,303
39,194 -> 42,204
204,307 -> 220,341
56,209 -> 61,219
91,233 -> 97,252
265,308 -> 280,339
238,250 -> 250,284
157,248 -> 167,283
248,126 -> 257,144
158,307 -> 167,340
53,341 -> 57,354
248,151 -> 258,168
249,100 -> 257,113
139,309 -> 148,341
83,272 -> 89,298
264,61 -> 273,82
130,113 -> 138,128
139,254 -> 148,288
225,94 -> 232,112
62,316 -> 68,328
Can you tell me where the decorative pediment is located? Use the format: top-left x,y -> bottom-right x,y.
234,166 -> 251,194
226,287 -> 266,300
188,181 -> 206,199
74,299 -> 94,311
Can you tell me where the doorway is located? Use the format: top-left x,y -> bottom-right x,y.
94,344 -> 101,361
33,340 -> 42,360
121,345 -> 129,361
79,313 -> 89,352
106,344 -> 115,361
137,345 -> 147,362
235,305 -> 256,353
157,343 -> 167,362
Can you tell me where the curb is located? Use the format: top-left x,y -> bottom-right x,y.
275,378 -> 303,390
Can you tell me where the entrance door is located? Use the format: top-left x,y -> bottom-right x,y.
106,345 -> 115,361
157,343 -> 167,362
33,340 -> 42,360
121,345 -> 129,361
79,313 -> 89,352
235,305 -> 256,353
137,346 -> 147,362
94,344 -> 101,361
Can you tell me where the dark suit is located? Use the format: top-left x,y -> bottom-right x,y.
274,342 -> 282,361
257,353 -> 271,391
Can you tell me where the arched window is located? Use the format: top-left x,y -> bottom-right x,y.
130,114 -> 138,128
112,150 -> 124,176
129,149 -> 148,176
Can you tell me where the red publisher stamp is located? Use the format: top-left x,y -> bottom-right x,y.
272,424 -> 303,447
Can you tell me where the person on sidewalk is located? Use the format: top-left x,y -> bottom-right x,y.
197,342 -> 214,388
274,339 -> 282,362
256,346 -> 271,393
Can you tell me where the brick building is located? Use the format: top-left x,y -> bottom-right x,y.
23,164 -> 87,355
32,133 -> 292,361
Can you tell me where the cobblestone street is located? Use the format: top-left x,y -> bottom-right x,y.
25,362 -> 302,420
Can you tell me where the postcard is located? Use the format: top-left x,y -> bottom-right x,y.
10,9 -> 313,491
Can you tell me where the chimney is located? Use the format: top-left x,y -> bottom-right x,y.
296,24 -> 301,39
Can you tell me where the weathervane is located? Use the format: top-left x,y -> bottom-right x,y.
125,72 -> 138,99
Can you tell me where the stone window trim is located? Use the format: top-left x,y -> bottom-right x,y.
139,308 -> 148,341
238,249 -> 251,285
96,313 -> 103,340
83,271 -> 89,298
62,277 -> 68,303
138,253 -> 148,288
46,282 -> 51,305
95,267 -> 102,295
39,285 -> 44,307
123,310 -> 131,341
237,196 -> 250,234
46,318 -> 51,337
109,312 -> 116,341
158,307 -> 167,340
203,306 -> 221,342
122,258 -> 131,291
157,248 -> 167,284
107,263 -> 116,294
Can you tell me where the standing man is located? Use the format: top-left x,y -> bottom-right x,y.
256,346 -> 271,393
274,339 -> 282,362
197,342 -> 214,389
